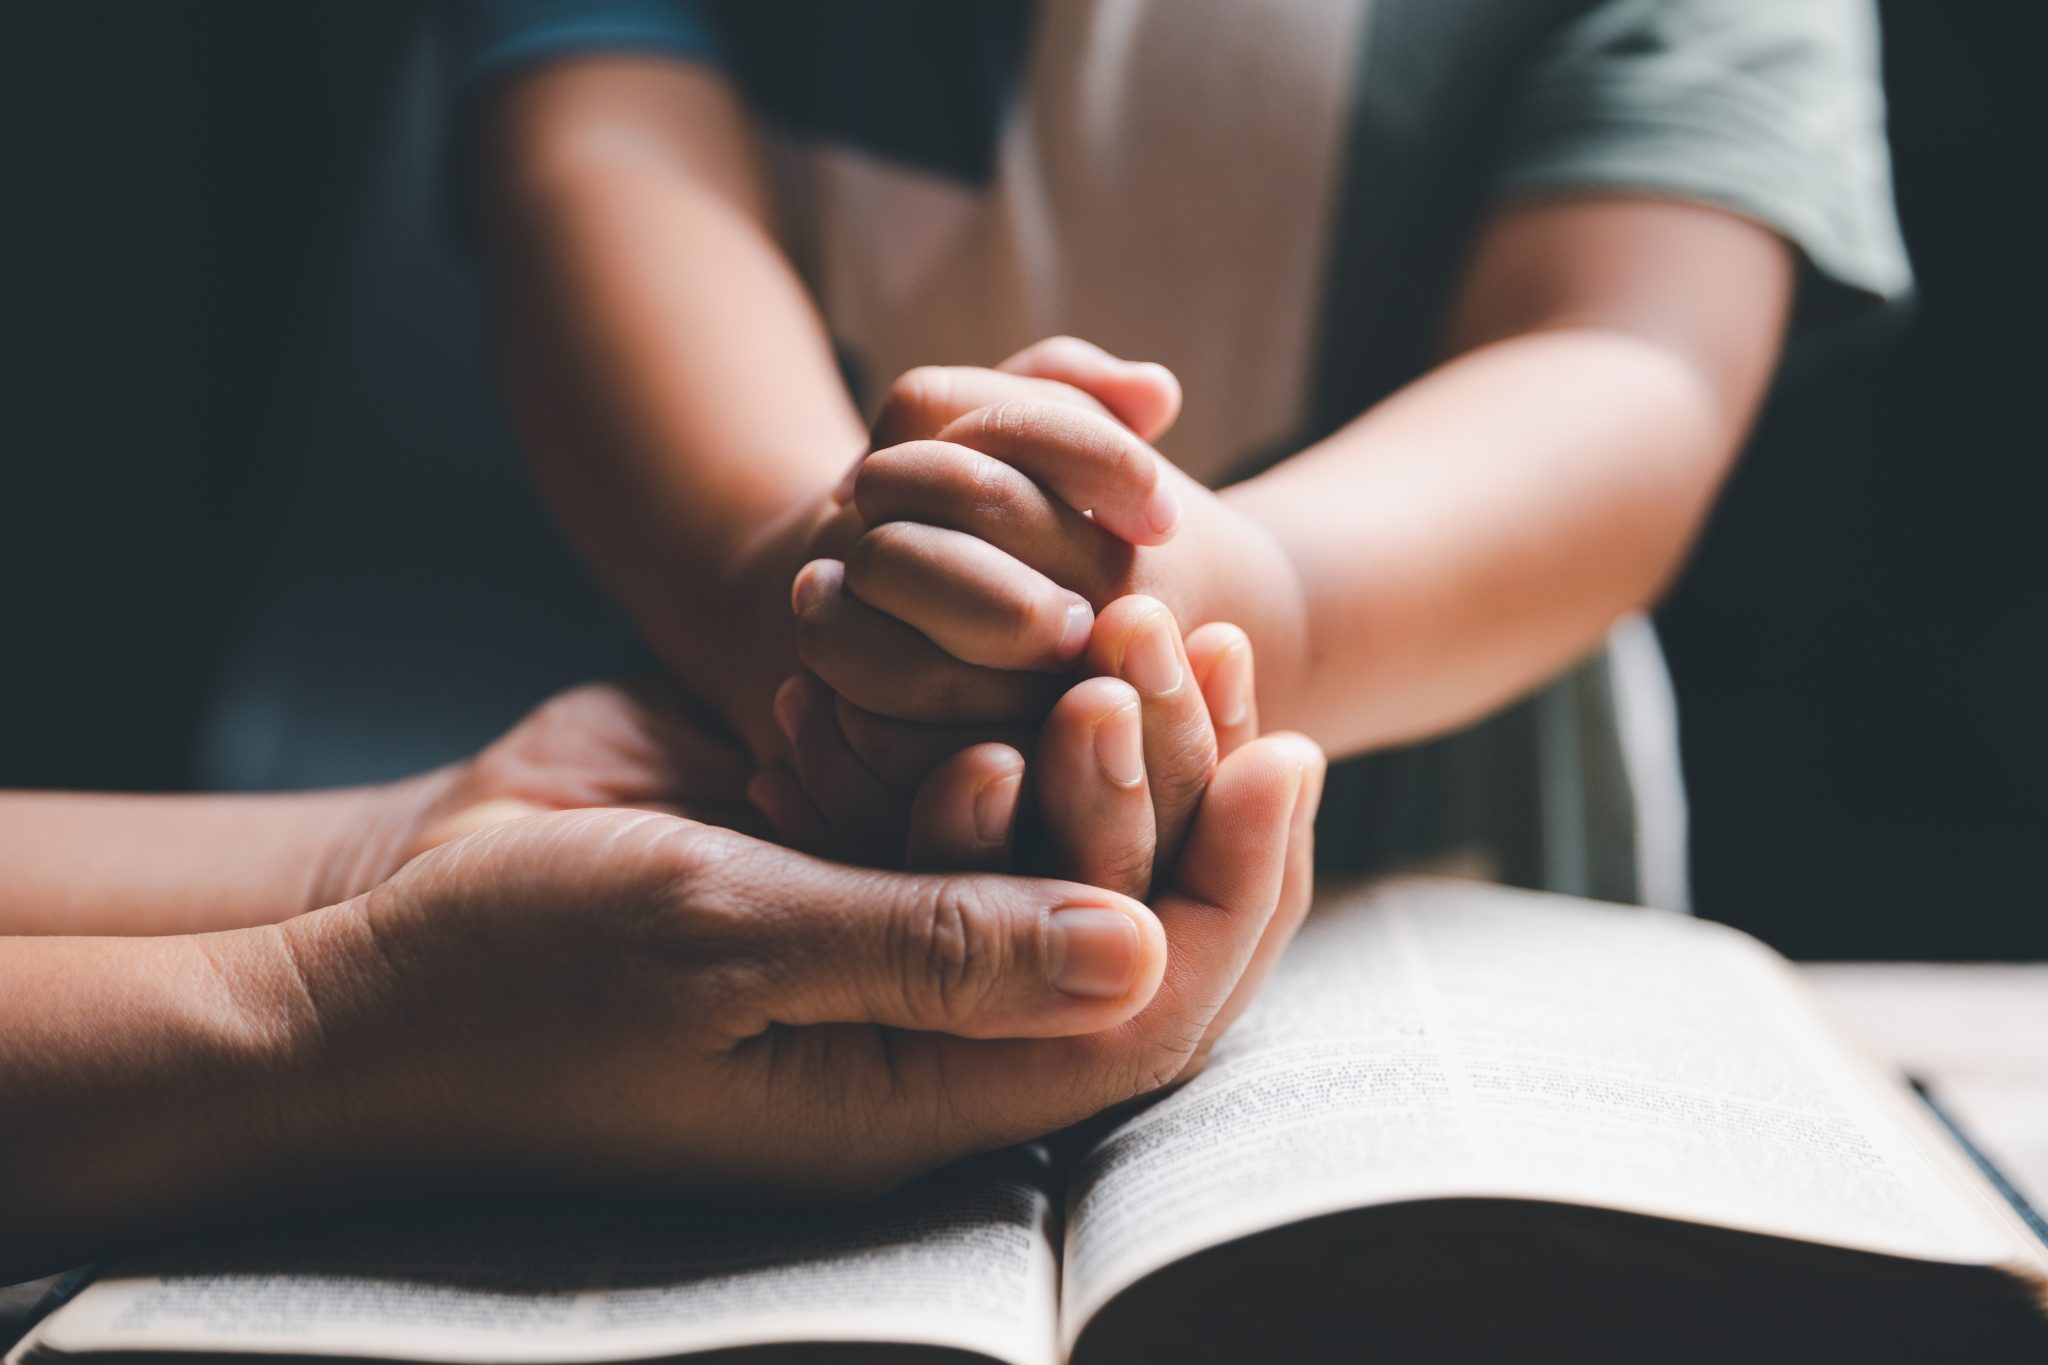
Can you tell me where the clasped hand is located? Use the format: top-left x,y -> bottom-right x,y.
275,610 -> 1319,1203
753,337 -> 1312,876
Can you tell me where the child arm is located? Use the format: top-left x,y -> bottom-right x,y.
470,57 -> 867,758
802,198 -> 1791,770
1224,195 -> 1793,751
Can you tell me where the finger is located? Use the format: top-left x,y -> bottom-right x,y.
1183,622 -> 1258,757
747,859 -> 1167,1039
1189,738 -> 1325,1063
744,763 -> 846,859
997,335 -> 1183,443
905,743 -> 1025,873
896,730 -> 1312,1146
847,365 -> 1115,499
1035,676 -> 1155,898
843,521 -> 1094,671
934,400 -> 1181,546
850,441 -> 1134,601
836,697 -> 1034,796
1086,597 -> 1215,876
776,674 -> 907,865
793,559 -> 1062,723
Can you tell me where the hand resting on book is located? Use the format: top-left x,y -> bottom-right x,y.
0,608 -> 1324,1282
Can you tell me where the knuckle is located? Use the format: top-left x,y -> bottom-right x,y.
899,878 -> 1010,1028
1164,722 -> 1220,788
1096,424 -> 1156,493
971,566 -> 1051,642
889,366 -> 954,429
641,825 -> 758,947
1136,1029 -> 1205,1094
983,397 -> 1030,445
1091,835 -> 1157,897
961,449 -> 1019,520
649,818 -> 740,887
624,827 -> 789,1009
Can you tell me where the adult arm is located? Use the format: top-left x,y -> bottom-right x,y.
1,666 -> 1321,1282
0,785 -> 436,936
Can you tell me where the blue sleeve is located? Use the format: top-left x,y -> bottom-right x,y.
435,1 -> 729,250
440,0 -> 727,100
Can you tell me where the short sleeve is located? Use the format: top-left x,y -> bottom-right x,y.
435,2 -> 729,250
439,0 -> 727,101
1495,0 -> 1911,358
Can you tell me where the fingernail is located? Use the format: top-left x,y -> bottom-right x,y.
1119,612 -> 1183,697
791,562 -> 829,616
973,770 -> 1022,845
1055,597 -> 1093,662
1209,641 -> 1252,728
773,677 -> 804,745
1094,700 -> 1144,788
1046,907 -> 1141,998
1144,481 -> 1180,537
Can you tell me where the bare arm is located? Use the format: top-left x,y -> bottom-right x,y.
0,786 -> 432,936
471,58 -> 866,755
1,660 -> 1318,1282
0,927 -> 317,1277
1226,196 -> 1794,753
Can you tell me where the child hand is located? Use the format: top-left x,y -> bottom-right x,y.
712,337 -> 1184,766
790,344 -> 1307,805
756,595 -> 1261,892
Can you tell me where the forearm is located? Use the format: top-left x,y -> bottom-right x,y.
474,59 -> 865,739
0,929 -> 328,1278
1227,197 -> 1791,757
0,782 -> 436,936
1229,329 -> 1741,753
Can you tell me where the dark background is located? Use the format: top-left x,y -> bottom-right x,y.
4,2 -> 2040,958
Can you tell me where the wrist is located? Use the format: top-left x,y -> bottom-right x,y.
245,894 -> 436,1182
1,930 -> 357,1273
710,492 -> 850,759
1211,485 -> 1316,726
302,768 -> 463,912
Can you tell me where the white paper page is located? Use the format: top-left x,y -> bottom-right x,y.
1061,879 -> 2023,1343
39,1162 -> 1058,1365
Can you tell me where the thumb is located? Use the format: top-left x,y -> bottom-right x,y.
751,854 -> 1167,1039
997,335 -> 1183,443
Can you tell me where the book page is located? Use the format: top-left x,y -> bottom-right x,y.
1060,879 -> 2029,1344
32,1155 -> 1058,1365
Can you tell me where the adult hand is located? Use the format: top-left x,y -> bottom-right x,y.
264,702 -> 1324,1202
307,681 -> 767,911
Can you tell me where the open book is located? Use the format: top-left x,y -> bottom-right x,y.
14,879 -> 2047,1363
